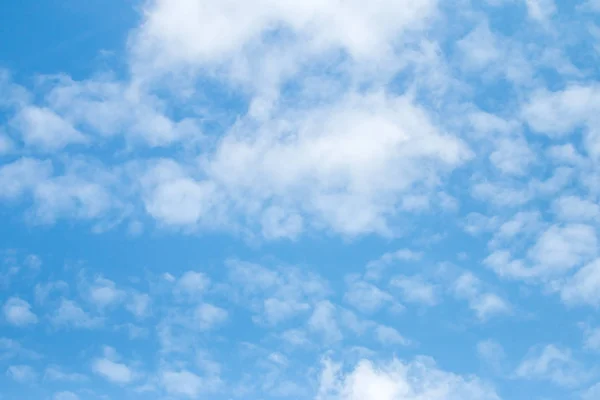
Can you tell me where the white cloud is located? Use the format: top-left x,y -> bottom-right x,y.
552,196 -> 600,222
137,90 -> 470,237
227,259 -> 328,323
262,297 -> 310,325
560,258 -> 600,307
6,365 -> 37,383
316,357 -> 500,400
281,329 -> 309,346
452,273 -> 510,320
525,0 -> 557,22
484,250 -> 533,279
365,249 -> 422,281
309,301 -> 343,343
143,162 -> 219,227
490,211 -> 542,246
10,106 -> 87,151
527,224 -> 597,274
126,292 -> 151,318
195,303 -> 228,331
522,85 -> 600,138
0,158 -> 53,201
515,344 -> 585,387
489,136 -> 535,176
471,293 -> 511,321
374,325 -> 410,346
41,76 -> 201,147
203,92 -> 471,237
344,277 -> 395,314
175,271 -> 210,297
130,0 -> 437,78
457,22 -> 501,71
51,299 -> 102,329
34,281 -> 68,304
391,275 -> 439,306
260,205 -> 304,240
3,297 -> 38,326
92,352 -> 135,385
88,277 -> 125,309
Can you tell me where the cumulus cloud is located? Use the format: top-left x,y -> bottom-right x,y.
515,344 -> 586,387
130,0 -> 438,78
344,277 -> 395,314
51,299 -> 102,329
194,303 -> 228,331
452,273 -> 510,320
3,297 -> 38,326
91,348 -> 135,385
316,357 -> 500,400
10,106 -> 87,151
391,275 -> 439,306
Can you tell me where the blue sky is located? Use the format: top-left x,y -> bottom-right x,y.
1,0 -> 600,399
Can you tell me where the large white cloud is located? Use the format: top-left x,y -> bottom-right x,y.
143,92 -> 471,236
130,0 -> 438,76
316,357 -> 500,400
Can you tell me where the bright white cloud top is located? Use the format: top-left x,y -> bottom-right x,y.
0,0 -> 599,399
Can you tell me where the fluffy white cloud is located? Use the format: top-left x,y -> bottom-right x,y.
194,303 -> 228,331
391,275 -> 439,306
452,273 -> 510,320
175,271 -> 210,297
316,357 -> 500,400
3,297 -> 38,326
522,85 -> 600,138
525,0 -> 556,22
137,90 -> 471,237
88,277 -> 125,309
527,224 -> 597,274
374,325 -> 410,346
0,158 -> 52,201
126,292 -> 151,318
552,196 -> 600,222
309,301 -> 343,343
130,0 -> 437,78
10,106 -> 87,151
51,299 -> 102,329
560,258 -> 600,307
344,277 -> 395,314
515,344 -> 585,387
92,349 -> 135,385
365,249 -> 422,281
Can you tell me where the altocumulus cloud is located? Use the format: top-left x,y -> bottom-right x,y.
1,0 -> 600,399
